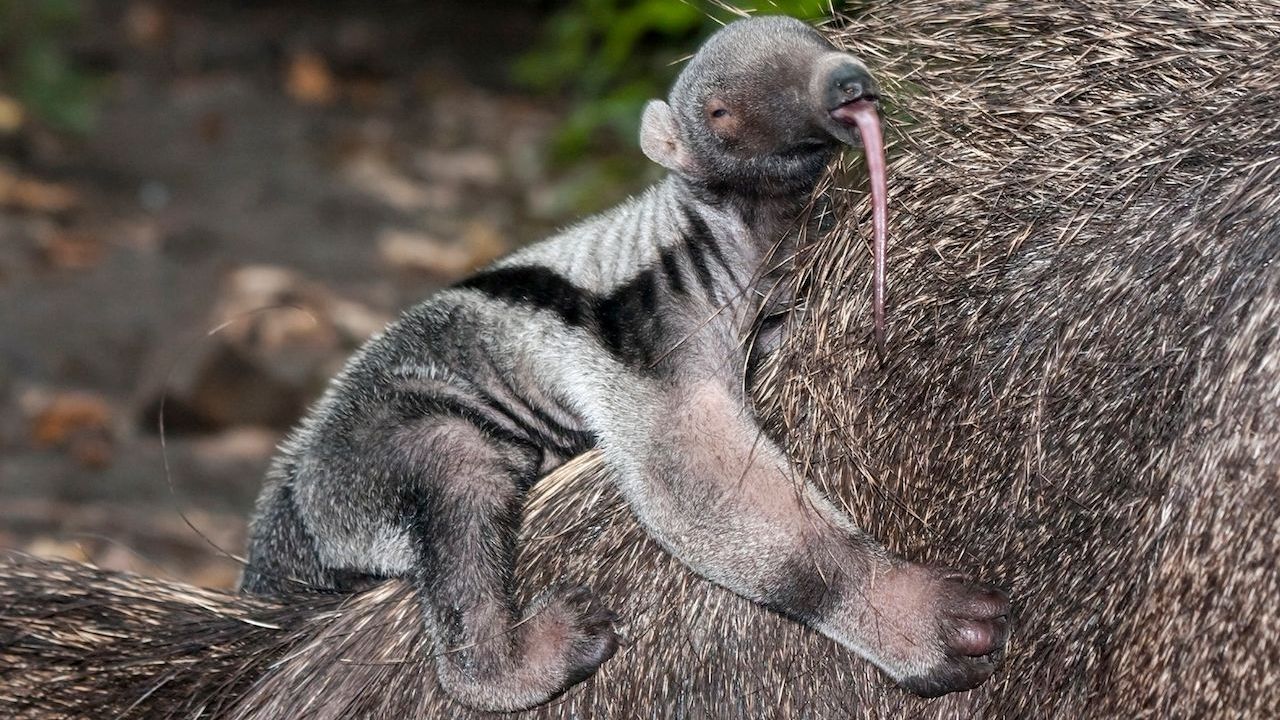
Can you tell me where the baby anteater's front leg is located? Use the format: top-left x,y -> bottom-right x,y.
596,380 -> 1009,696
397,414 -> 619,711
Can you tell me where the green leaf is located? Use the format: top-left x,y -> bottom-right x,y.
0,0 -> 97,134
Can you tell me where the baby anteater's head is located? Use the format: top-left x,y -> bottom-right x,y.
642,15 -> 890,352
641,15 -> 880,197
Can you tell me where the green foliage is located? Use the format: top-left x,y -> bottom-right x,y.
516,0 -> 831,164
0,0 -> 98,134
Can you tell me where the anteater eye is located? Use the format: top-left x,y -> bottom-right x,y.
711,108 -> 729,118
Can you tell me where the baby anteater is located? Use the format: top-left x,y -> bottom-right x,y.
242,15 -> 1009,711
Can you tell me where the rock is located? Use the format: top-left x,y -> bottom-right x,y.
143,265 -> 389,432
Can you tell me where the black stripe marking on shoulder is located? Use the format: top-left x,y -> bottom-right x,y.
456,266 -> 591,327
458,264 -> 672,372
594,269 -> 664,368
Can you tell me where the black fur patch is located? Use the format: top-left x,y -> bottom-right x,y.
595,270 -> 665,367
680,223 -> 719,298
763,556 -> 842,624
658,248 -> 688,296
456,266 -> 591,327
458,265 -> 671,371
681,206 -> 733,279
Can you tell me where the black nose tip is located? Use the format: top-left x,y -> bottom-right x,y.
827,64 -> 878,107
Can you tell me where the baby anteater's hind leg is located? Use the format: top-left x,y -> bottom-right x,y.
399,416 -> 619,712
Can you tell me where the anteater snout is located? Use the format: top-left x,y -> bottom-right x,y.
823,61 -> 879,110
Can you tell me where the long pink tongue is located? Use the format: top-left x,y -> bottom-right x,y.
833,100 -> 888,355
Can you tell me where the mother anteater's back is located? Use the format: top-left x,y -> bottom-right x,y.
3,1 -> 1278,718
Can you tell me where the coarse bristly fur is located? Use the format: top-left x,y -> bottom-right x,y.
2,1 -> 1278,718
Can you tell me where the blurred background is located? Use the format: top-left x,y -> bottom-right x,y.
0,0 -> 828,589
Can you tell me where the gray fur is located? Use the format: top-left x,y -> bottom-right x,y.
242,15 -> 1007,711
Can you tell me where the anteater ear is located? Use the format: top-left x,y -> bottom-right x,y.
640,100 -> 695,174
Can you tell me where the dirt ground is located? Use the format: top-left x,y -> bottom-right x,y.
0,0 -> 629,589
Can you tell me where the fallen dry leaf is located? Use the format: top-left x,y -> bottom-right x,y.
28,391 -> 113,448
461,219 -> 508,267
285,51 -> 337,106
0,95 -> 23,134
0,169 -> 80,214
379,228 -> 479,278
416,147 -> 503,187
38,228 -> 104,269
26,390 -> 116,468
343,154 -> 437,211
125,0 -> 171,47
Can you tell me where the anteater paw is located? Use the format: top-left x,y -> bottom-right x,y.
896,569 -> 1011,697
526,584 -> 621,689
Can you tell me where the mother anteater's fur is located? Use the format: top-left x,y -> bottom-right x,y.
3,1 -> 1278,717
